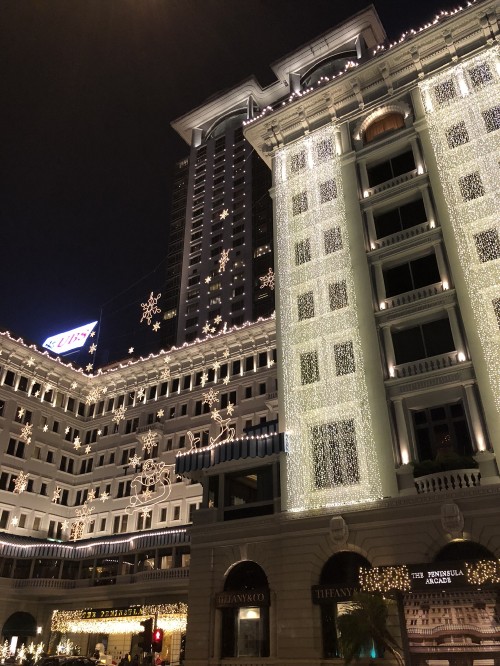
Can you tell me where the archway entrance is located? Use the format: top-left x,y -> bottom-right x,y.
2,612 -> 37,653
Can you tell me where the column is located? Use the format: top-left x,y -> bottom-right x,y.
365,208 -> 377,249
382,324 -> 396,376
410,137 -> 424,173
373,261 -> 386,307
393,398 -> 411,464
433,242 -> 450,288
445,305 -> 466,359
419,185 -> 435,227
463,383 -> 487,452
358,159 -> 370,195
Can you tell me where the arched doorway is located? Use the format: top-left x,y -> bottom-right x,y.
2,612 -> 37,653
318,551 -> 375,659
435,539 -> 496,562
219,561 -> 270,659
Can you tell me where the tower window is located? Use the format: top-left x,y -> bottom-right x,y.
297,292 -> 314,320
295,239 -> 311,265
458,172 -> 484,201
292,192 -> 308,216
474,229 -> 500,263
300,351 -> 319,385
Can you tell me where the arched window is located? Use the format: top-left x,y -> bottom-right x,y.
434,540 -> 496,562
319,551 -> 374,659
220,561 -> 270,658
364,112 -> 404,144
2,611 -> 37,648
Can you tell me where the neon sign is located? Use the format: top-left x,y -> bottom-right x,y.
43,321 -> 98,355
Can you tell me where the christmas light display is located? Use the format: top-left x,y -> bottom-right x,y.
420,47 -> 500,409
125,459 -> 173,516
112,404 -> 127,424
140,428 -> 159,455
140,292 -> 162,325
274,125 -> 382,510
13,472 -> 29,494
359,565 -> 411,593
20,422 -> 33,445
259,268 -> 275,290
465,559 -> 500,585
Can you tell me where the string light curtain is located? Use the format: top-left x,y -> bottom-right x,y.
274,125 -> 382,511
419,47 -> 500,411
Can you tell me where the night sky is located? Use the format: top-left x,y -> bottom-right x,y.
1,0 -> 460,363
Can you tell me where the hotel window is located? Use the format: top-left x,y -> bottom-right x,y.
373,198 -> 426,238
319,179 -> 337,203
292,191 -> 308,216
290,150 -> 306,173
329,281 -> 348,311
295,238 -> 311,265
311,419 -> 359,488
459,171 -> 484,201
474,229 -> 500,263
412,402 -> 473,461
383,253 -> 441,297
468,62 -> 493,88
367,150 -> 415,187
324,227 -> 342,255
392,317 -> 455,365
434,79 -> 457,105
482,105 -> 500,133
446,121 -> 469,148
6,438 -> 25,459
300,351 -> 319,385
297,291 -> 314,320
316,138 -> 334,163
334,341 -> 355,376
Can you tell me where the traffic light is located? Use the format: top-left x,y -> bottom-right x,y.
138,618 -> 153,652
152,628 -> 164,653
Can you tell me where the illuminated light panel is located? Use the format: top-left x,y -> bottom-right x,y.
42,321 -> 98,355
274,126 -> 382,511
359,565 -> 411,593
419,47 -> 500,410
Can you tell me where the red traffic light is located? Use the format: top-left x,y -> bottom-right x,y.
152,628 -> 164,652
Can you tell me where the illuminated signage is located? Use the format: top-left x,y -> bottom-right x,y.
408,562 -> 466,589
43,321 -> 98,355
215,590 -> 270,608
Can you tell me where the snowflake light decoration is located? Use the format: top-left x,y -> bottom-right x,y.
157,408 -> 164,418
10,516 -> 19,527
89,343 -> 97,354
160,365 -> 170,381
86,385 -> 104,405
112,404 -> 127,424
71,500 -> 94,541
219,248 -> 230,273
141,428 -> 159,454
70,381 -> 78,390
259,267 -> 275,290
202,323 -> 211,335
223,348 -> 230,358
219,208 -> 229,220
73,436 -> 81,450
20,422 -> 33,444
152,321 -> 161,332
85,445 -> 92,454
213,314 -> 222,324
85,364 -> 93,373
129,453 -> 141,467
13,472 -> 29,494
18,407 -> 25,418
26,357 -> 35,367
202,387 -> 219,407
125,459 -> 173,515
140,292 -> 161,325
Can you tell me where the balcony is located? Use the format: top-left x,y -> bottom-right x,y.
415,469 -> 481,494
392,351 -> 461,379
383,281 -> 445,310
364,168 -> 419,198
372,220 -> 434,250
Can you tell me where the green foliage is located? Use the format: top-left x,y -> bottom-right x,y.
412,454 -> 478,478
337,593 -> 404,665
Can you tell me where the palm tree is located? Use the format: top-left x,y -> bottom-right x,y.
336,592 -> 405,665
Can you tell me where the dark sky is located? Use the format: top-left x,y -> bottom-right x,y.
1,0 -> 459,361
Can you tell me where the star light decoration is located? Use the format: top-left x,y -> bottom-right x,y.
13,471 -> 29,494
89,343 -> 97,354
219,208 -> 229,220
140,428 -> 159,455
419,49 -> 500,411
157,408 -> 164,418
42,424 -> 48,432
259,267 -> 275,290
140,291 -> 162,325
274,125 -> 382,511
10,516 -> 19,527
204,275 -> 212,284
187,387 -> 235,451
85,364 -> 93,373
152,322 -> 161,332
218,248 -> 230,273
20,422 -> 33,444
18,407 -> 25,419
112,404 -> 127,424
73,436 -> 81,450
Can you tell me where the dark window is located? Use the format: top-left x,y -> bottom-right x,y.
245,356 -> 254,372
468,62 -> 493,88
292,192 -> 308,216
295,239 -> 311,265
290,151 -> 306,173
324,227 -> 342,255
482,105 -> 500,133
373,198 -> 427,238
392,318 -> 455,364
383,254 -> 441,297
245,386 -> 252,399
446,121 -> 470,148
329,281 -> 348,311
459,172 -> 485,201
232,360 -> 241,375
300,351 -> 319,385
311,420 -> 359,488
434,79 -> 457,104
412,402 -> 473,461
316,138 -> 334,163
298,292 -> 314,320
474,229 -> 500,263
319,179 -> 337,203
334,341 -> 355,376
367,150 -> 415,187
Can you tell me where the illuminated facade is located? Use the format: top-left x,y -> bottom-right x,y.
1,3 -> 500,666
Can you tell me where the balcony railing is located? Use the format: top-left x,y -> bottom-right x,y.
365,168 -> 419,197
14,578 -> 76,589
394,351 -> 460,378
415,469 -> 481,494
372,221 -> 434,250
383,281 -> 445,309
